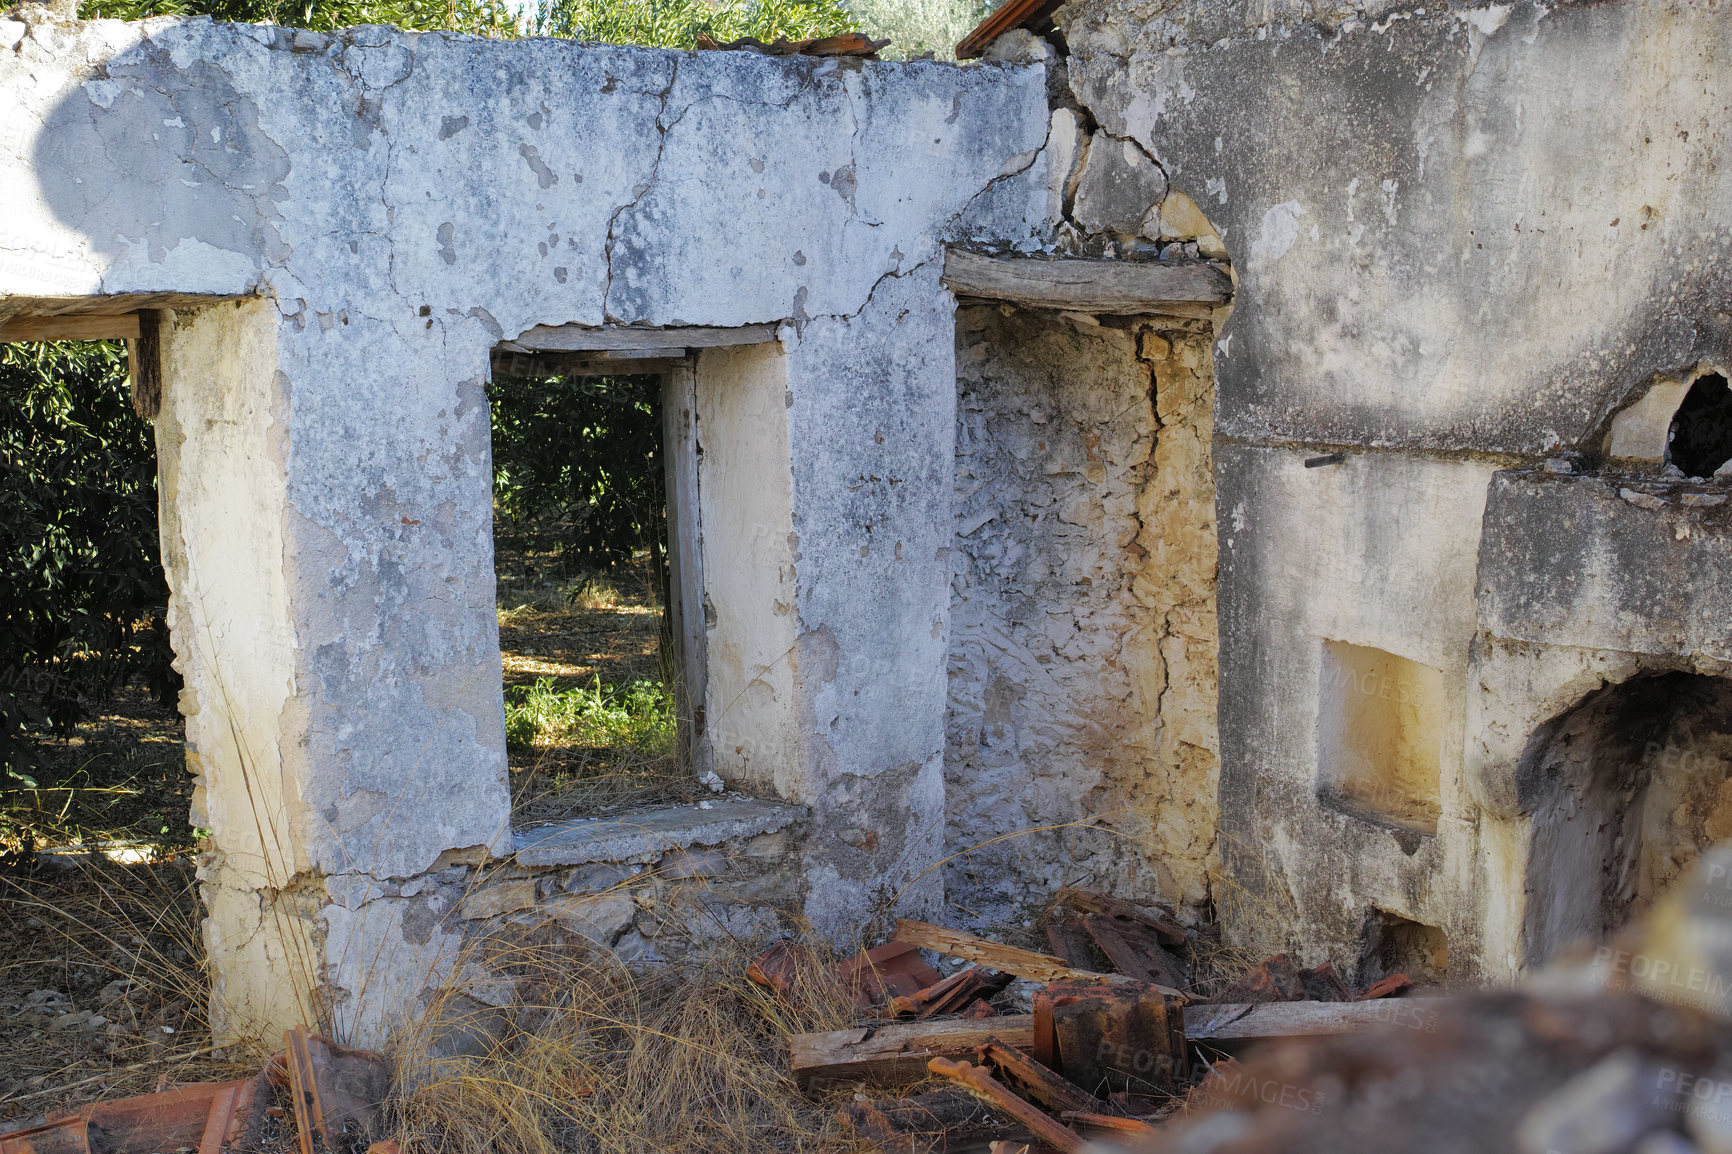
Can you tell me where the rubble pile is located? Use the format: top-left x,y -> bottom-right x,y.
768,888 -> 1418,1152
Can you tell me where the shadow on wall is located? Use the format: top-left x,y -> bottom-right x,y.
1519,671 -> 1732,965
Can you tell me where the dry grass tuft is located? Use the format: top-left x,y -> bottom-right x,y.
388,925 -> 865,1154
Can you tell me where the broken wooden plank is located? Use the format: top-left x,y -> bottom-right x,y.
892,920 -> 1181,996
1060,1111 -> 1156,1137
510,323 -> 779,353
1183,998 -> 1441,1041
790,1014 -> 1034,1088
954,0 -> 1064,59
0,313 -> 140,341
976,1040 -> 1103,1116
929,1058 -> 1085,1154
791,999 -> 1427,1088
942,250 -> 1232,316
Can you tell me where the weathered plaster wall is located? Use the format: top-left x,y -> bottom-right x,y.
946,304 -> 1218,920
695,343 -> 801,799
1054,0 -> 1732,977
0,12 -> 1052,1040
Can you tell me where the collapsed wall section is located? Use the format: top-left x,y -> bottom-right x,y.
946,304 -> 1218,919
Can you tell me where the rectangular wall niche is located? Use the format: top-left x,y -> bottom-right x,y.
1316,640 -> 1445,835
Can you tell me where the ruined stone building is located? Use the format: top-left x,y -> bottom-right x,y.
0,0 -> 1727,1045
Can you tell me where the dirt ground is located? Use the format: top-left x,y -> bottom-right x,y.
0,857 -> 249,1127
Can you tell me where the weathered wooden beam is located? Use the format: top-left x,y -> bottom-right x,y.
891,920 -> 1177,995
128,311 -> 162,420
510,323 -> 780,353
1183,997 -> 1441,1042
942,249 -> 1232,316
791,998 -> 1435,1087
490,350 -> 685,378
0,314 -> 141,342
928,1057 -> 1087,1154
791,1014 -> 1035,1088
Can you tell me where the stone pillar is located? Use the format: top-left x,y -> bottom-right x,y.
155,302 -> 512,1046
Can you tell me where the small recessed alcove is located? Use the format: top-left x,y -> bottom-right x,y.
1316,640 -> 1446,835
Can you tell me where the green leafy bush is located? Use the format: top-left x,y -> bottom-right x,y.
0,342 -> 176,786
540,0 -> 855,47
505,675 -> 675,754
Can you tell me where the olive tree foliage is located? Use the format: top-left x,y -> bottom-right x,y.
0,342 -> 171,784
540,0 -> 855,46
849,0 -> 987,58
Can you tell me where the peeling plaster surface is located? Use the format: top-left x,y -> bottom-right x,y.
0,16 -> 1049,1043
1064,0 -> 1732,453
1058,0 -> 1732,979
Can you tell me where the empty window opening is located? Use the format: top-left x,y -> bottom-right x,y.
1316,641 -> 1446,835
1520,672 -> 1732,964
0,333 -> 185,861
1665,372 -> 1732,479
1359,909 -> 1449,988
487,353 -> 690,821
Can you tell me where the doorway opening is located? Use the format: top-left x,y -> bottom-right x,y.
1520,671 -> 1732,963
485,349 -> 694,822
0,333 -> 184,863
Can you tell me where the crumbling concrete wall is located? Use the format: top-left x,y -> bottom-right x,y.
0,11 -> 1053,1042
946,304 -> 1218,920
1052,0 -> 1732,978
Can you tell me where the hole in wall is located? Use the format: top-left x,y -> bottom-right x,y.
1520,671 -> 1732,964
1666,372 -> 1732,479
1359,909 -> 1449,988
1316,641 -> 1446,836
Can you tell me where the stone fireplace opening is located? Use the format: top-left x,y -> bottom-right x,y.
1358,908 -> 1449,988
1665,371 -> 1732,479
1520,671 -> 1732,963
